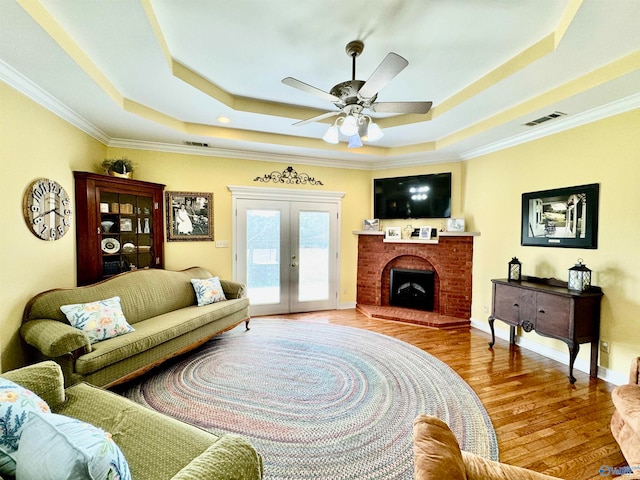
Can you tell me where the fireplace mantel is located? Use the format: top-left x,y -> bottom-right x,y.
355,231 -> 479,328
353,230 -> 480,244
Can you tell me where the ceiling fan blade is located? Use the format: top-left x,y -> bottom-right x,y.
358,52 -> 408,99
282,77 -> 341,103
371,101 -> 433,114
293,111 -> 340,126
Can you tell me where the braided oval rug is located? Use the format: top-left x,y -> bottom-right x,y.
119,319 -> 498,479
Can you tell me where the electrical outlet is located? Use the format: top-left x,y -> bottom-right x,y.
215,240 -> 229,248
600,340 -> 610,353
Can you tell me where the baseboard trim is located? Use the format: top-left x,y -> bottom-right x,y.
469,317 -> 627,386
339,302 -> 356,310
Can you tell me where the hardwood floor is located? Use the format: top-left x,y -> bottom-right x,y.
257,309 -> 627,480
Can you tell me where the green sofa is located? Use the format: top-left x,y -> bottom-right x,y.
21,267 -> 250,387
0,361 -> 263,479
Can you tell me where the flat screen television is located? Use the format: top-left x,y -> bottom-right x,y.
373,172 -> 451,219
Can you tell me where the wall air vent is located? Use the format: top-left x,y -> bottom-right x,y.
523,111 -> 567,127
184,141 -> 210,147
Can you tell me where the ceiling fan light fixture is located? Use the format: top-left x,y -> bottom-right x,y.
348,134 -> 363,149
322,122 -> 340,144
366,119 -> 384,142
339,114 -> 358,136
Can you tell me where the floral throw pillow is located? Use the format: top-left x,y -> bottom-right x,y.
191,277 -> 227,306
60,296 -> 134,344
0,378 -> 51,476
15,412 -> 131,480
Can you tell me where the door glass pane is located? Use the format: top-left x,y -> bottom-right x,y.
298,211 -> 329,302
247,209 -> 280,305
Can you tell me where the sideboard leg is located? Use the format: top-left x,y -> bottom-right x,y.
567,342 -> 580,384
488,315 -> 496,347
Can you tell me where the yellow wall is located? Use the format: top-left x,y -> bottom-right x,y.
104,147 -> 373,305
0,82 -> 105,370
2,79 -> 639,381
464,108 -> 640,376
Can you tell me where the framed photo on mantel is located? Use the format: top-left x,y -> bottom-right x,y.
363,219 -> 379,231
521,183 -> 599,248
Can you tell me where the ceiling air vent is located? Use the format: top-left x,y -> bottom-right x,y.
523,111 -> 567,127
184,141 -> 210,147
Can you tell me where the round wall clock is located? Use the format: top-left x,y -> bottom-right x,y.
23,178 -> 73,241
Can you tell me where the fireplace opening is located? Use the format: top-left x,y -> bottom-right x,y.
390,268 -> 434,311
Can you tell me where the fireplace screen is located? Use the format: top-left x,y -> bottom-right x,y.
389,268 -> 434,311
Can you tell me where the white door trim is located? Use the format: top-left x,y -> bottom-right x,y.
228,184 -> 344,299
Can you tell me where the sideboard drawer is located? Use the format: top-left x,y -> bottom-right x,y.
535,294 -> 571,339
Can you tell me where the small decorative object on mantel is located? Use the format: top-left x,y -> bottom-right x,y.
363,219 -> 379,231
254,166 -> 324,185
100,158 -> 135,179
446,218 -> 465,232
419,226 -> 433,239
508,257 -> 522,282
568,258 -> 592,292
385,226 -> 401,239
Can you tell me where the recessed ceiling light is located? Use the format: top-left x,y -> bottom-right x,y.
217,116 -> 231,124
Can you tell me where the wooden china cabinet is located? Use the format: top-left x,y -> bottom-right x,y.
74,171 -> 165,286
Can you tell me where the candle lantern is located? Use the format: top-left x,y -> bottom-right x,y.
568,258 -> 592,292
508,257 -> 522,282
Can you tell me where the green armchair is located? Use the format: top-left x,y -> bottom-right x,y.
1,361 -> 263,479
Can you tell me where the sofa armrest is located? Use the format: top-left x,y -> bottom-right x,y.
21,319 -> 91,358
612,384 -> 640,434
171,434 -> 263,480
0,361 -> 66,409
219,280 -> 246,300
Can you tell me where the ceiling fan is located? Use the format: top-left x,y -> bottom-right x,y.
282,40 -> 432,147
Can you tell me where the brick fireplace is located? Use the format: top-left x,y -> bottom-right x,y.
355,232 -> 476,328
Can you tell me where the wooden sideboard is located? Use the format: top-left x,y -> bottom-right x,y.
488,276 -> 603,383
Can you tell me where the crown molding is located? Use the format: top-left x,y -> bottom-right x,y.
4,56 -> 637,169
460,92 -> 640,160
0,59 -> 111,145
107,138 -> 377,170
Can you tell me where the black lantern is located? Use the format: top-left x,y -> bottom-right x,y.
508,257 -> 522,282
568,258 -> 592,292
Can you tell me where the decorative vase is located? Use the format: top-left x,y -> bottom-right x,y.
144,218 -> 150,234
108,170 -> 132,179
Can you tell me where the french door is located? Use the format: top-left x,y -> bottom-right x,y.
231,186 -> 343,316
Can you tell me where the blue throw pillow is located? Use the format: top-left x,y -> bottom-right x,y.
0,378 -> 51,476
15,412 -> 131,480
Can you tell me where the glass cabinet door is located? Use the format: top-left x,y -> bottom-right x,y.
98,190 -> 156,279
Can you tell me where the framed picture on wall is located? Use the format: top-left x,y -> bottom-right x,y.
166,191 -> 213,241
521,183 -> 599,248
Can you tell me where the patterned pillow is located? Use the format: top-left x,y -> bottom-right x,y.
15,412 -> 131,480
0,378 -> 51,476
60,296 -> 134,344
191,277 -> 227,306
